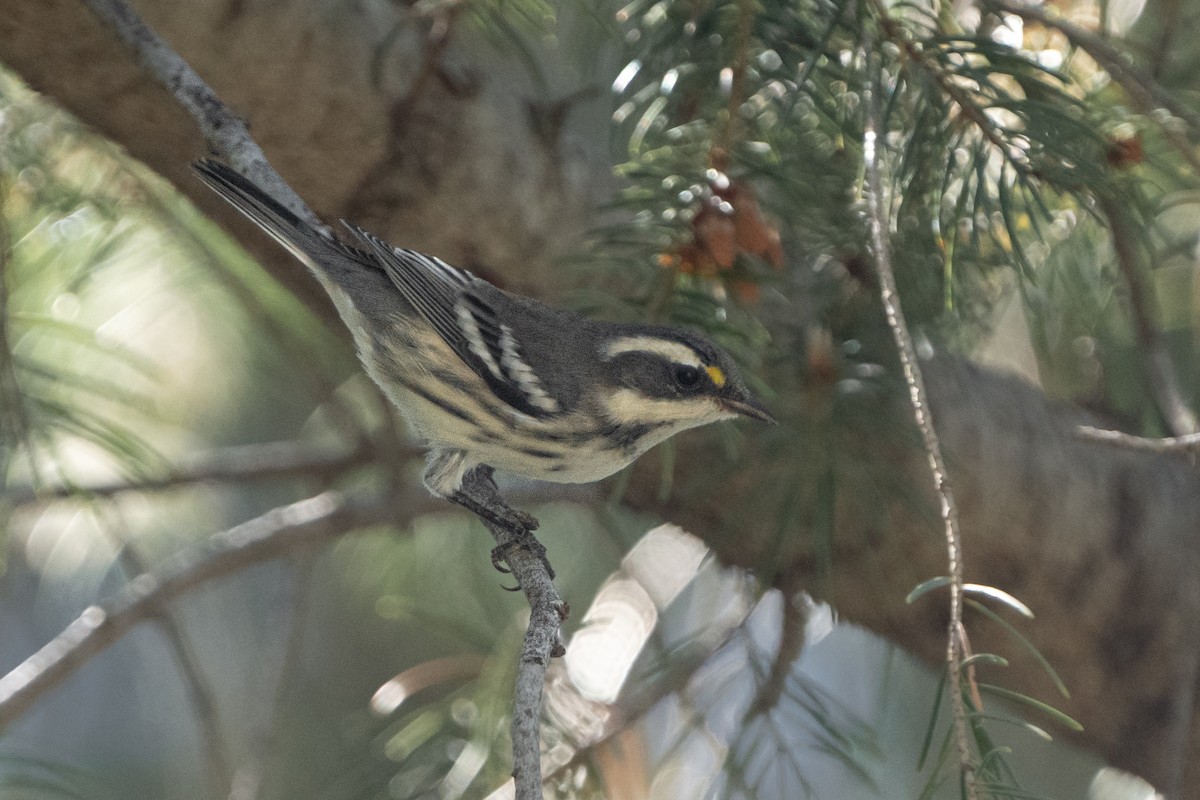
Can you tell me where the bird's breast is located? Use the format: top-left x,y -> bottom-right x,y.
364,326 -> 682,484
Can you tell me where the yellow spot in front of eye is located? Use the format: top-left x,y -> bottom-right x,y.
706,366 -> 726,387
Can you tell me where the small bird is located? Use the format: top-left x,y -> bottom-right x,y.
193,160 -> 773,570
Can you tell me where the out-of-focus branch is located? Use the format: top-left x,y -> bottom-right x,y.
1097,194 -> 1198,437
860,46 -> 977,799
0,490 -> 403,728
5,439 -> 396,506
988,0 -> 1200,175
1093,193 -> 1199,799
228,553 -> 318,800
101,519 -> 234,800
1148,0 -> 1183,79
745,588 -> 808,717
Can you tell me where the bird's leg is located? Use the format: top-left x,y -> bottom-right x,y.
451,465 -> 539,533
451,464 -> 554,580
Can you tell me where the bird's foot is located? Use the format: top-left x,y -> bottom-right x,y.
490,533 -> 554,582
452,465 -> 553,581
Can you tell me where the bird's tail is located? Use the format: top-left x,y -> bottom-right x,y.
191,159 -> 356,286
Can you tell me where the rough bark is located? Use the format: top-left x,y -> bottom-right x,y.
3,0 -> 1199,794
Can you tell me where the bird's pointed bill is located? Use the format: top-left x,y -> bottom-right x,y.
719,393 -> 776,424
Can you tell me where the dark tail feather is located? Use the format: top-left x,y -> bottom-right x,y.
192,159 -> 335,277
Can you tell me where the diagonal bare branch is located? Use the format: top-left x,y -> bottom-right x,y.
0,490 -> 406,729
75,4 -> 566,798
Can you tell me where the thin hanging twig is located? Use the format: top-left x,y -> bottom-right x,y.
860,48 -> 977,798
1096,193 -> 1198,437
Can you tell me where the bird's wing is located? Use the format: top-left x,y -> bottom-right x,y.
341,224 -> 561,418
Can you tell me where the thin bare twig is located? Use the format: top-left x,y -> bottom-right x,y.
860,50 -> 977,797
1077,425 -> 1200,452
1097,193 -> 1198,437
5,439 -> 391,507
398,4 -> 462,110
745,587 -> 809,718
509,555 -> 563,800
0,490 -> 403,729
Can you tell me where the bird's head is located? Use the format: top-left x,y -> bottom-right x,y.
596,326 -> 774,431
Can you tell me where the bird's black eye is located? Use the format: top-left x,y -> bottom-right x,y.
674,364 -> 701,388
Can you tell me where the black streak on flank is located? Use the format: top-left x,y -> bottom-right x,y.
518,447 -> 562,461
430,366 -> 519,423
537,427 -> 610,445
598,422 -> 661,453
430,367 -> 474,395
399,379 -> 478,425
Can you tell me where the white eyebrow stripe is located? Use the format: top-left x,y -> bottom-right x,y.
603,336 -> 702,366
